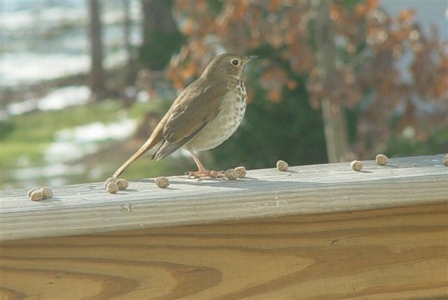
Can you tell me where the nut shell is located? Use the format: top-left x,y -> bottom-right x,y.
376,154 -> 388,166
104,176 -> 117,187
155,177 -> 170,188
106,182 -> 119,194
276,160 -> 289,171
350,160 -> 363,171
225,169 -> 238,180
234,166 -> 246,178
27,188 -> 38,197
30,190 -> 44,201
40,187 -> 53,199
116,179 -> 129,190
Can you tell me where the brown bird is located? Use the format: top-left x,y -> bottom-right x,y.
113,53 -> 255,179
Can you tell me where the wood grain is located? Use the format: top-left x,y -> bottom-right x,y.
1,154 -> 447,241
1,203 -> 447,299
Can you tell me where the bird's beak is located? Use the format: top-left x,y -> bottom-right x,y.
244,56 -> 257,63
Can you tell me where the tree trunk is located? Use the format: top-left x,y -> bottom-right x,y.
311,0 -> 350,162
88,0 -> 105,102
139,0 -> 183,70
122,0 -> 138,87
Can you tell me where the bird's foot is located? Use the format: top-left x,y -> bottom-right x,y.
186,170 -> 225,179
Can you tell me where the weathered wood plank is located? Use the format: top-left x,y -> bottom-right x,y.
1,154 -> 447,241
0,203 -> 447,299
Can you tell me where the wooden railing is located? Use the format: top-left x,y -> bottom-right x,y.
1,154 -> 447,299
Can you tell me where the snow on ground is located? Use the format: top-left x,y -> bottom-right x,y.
45,119 -> 137,164
0,53 -> 90,87
6,85 -> 90,115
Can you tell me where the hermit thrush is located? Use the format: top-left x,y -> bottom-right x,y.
113,53 -> 255,178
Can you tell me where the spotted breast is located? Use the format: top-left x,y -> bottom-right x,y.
186,79 -> 247,151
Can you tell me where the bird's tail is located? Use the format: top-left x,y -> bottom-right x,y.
113,136 -> 161,178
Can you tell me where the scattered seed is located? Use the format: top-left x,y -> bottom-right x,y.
155,176 -> 170,188
27,188 -> 37,197
104,176 -> 117,187
234,166 -> 246,178
376,154 -> 388,166
225,169 -> 238,180
350,160 -> 363,171
116,179 -> 129,190
40,187 -> 53,199
106,182 -> 119,194
276,160 -> 289,171
30,190 -> 44,201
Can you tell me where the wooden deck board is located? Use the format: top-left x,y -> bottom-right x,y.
0,203 -> 447,299
1,154 -> 447,241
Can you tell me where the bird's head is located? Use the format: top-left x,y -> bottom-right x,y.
203,53 -> 256,80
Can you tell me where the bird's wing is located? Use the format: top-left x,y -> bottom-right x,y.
152,78 -> 228,160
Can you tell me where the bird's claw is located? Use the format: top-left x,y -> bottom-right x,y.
186,170 -> 225,179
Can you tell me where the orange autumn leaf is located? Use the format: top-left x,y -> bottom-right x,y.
180,62 -> 197,79
268,88 -> 282,103
355,4 -> 368,17
366,0 -> 379,9
399,9 -> 415,22
268,0 -> 283,12
287,80 -> 297,90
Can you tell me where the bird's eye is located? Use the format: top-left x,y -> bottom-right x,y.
231,59 -> 240,66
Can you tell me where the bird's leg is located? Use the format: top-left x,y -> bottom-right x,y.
186,149 -> 224,179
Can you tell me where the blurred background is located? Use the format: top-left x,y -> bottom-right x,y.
1,0 -> 447,190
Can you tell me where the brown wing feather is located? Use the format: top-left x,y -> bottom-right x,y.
153,78 -> 228,160
112,81 -> 199,177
